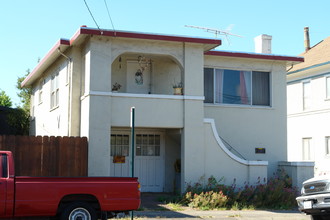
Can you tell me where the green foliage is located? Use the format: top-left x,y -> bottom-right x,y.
182,169 -> 298,210
184,191 -> 228,210
16,69 -> 32,113
6,107 -> 30,135
0,90 -> 12,107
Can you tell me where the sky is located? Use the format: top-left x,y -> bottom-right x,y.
1,0 -> 330,106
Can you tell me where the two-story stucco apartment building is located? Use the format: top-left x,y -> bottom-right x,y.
22,26 -> 303,192
287,27 -> 330,177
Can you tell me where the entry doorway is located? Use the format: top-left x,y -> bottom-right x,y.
110,130 -> 165,192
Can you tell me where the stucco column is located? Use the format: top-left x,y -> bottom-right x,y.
181,43 -> 206,190
69,47 -> 82,136
80,39 -> 112,176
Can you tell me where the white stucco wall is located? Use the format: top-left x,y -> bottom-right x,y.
80,40 -> 112,176
204,56 -> 288,175
204,119 -> 268,186
31,55 -> 71,136
181,44 -> 206,188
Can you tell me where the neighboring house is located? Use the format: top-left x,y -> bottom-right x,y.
22,26 -> 303,192
287,27 -> 330,176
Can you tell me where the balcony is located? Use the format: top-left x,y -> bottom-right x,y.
111,53 -> 183,96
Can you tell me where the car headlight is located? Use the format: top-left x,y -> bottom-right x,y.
301,186 -> 305,195
327,183 -> 330,191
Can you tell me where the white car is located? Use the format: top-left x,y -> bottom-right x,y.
297,175 -> 330,220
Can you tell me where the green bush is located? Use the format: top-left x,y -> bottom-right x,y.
184,191 -> 228,210
182,169 -> 298,210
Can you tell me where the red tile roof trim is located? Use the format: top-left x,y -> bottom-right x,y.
205,51 -> 304,62
71,27 -> 222,45
21,39 -> 70,86
22,27 -> 221,87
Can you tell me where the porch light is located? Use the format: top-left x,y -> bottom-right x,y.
137,55 -> 151,72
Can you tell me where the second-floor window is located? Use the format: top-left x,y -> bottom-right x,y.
326,76 -> 330,99
204,68 -> 270,106
38,79 -> 45,104
326,136 -> 330,156
50,72 -> 59,109
303,81 -> 311,110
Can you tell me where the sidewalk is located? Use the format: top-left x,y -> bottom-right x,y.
135,210 -> 309,220
136,193 -> 310,220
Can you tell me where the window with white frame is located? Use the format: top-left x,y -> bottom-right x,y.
326,76 -> 330,99
136,134 -> 160,156
302,138 -> 313,161
110,134 -> 129,156
204,68 -> 270,106
50,72 -> 59,109
38,79 -> 45,104
326,136 -> 330,155
303,81 -> 311,110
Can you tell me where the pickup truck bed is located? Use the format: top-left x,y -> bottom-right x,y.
0,151 -> 140,220
13,177 -> 140,217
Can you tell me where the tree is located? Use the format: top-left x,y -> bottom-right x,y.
16,69 -> 32,113
8,69 -> 33,135
5,107 -> 30,135
0,90 -> 12,107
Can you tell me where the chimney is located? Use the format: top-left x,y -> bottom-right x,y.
254,34 -> 272,54
304,27 -> 310,52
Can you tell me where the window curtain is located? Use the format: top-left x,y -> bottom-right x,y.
204,68 -> 214,103
215,69 -> 224,103
252,71 -> 270,106
240,71 -> 251,104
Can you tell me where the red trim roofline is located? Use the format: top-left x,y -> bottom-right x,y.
21,27 -> 221,87
71,27 -> 222,46
205,51 -> 304,62
21,39 -> 70,87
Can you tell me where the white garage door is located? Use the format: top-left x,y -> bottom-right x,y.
110,132 -> 164,192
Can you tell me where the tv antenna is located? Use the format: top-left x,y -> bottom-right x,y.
185,25 -> 243,44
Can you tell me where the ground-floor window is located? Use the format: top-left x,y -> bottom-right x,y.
110,134 -> 129,156
136,134 -> 160,156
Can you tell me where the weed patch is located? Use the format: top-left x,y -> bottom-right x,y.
181,169 -> 298,210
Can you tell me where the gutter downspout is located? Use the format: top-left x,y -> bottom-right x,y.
57,48 -> 72,136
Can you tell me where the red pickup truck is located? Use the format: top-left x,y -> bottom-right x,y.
0,151 -> 140,220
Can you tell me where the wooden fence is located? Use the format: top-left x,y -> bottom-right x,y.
0,135 -> 88,177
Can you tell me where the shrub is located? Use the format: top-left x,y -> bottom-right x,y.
182,169 -> 298,210
184,191 -> 228,210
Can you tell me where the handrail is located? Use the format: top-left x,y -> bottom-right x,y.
219,136 -> 247,160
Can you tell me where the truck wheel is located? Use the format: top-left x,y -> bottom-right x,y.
61,202 -> 97,220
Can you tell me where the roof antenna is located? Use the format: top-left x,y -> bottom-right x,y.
185,25 -> 243,44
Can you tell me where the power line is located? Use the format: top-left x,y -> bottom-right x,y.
83,0 -> 102,33
104,0 -> 116,35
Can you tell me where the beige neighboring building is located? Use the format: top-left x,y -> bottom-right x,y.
287,27 -> 330,177
22,27 -> 302,192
